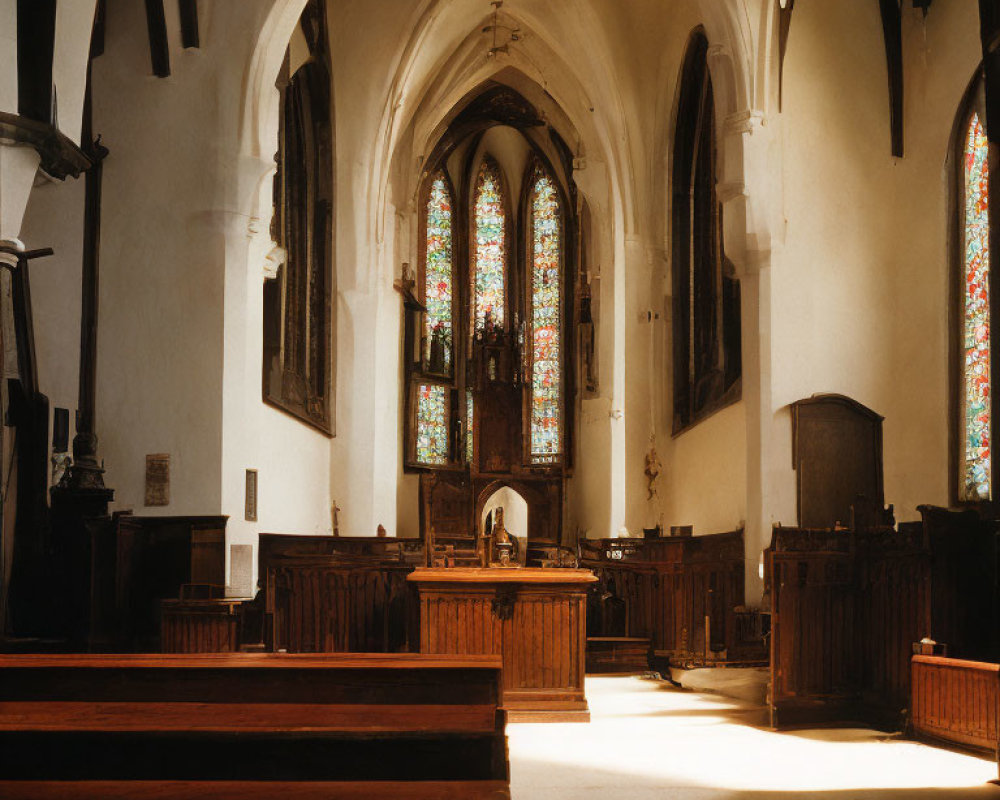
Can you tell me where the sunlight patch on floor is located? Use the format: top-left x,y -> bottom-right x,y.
507,675 -> 1000,799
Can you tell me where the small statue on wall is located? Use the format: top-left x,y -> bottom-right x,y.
644,442 -> 662,500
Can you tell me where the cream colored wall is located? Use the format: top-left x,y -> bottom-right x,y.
774,0 -> 980,524
8,0 -> 985,603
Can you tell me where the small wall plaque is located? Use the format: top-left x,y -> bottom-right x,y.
245,468 -> 258,521
145,453 -> 170,506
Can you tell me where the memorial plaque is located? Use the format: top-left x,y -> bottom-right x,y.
229,544 -> 254,597
245,468 -> 258,521
145,453 -> 170,506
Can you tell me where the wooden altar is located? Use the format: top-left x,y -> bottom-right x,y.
408,567 -> 596,722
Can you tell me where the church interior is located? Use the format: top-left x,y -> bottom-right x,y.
3,0 -> 1000,797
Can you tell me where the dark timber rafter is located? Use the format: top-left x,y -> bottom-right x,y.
778,0 -> 793,111
179,0 -> 200,49
878,0 -> 904,157
144,0 -> 171,78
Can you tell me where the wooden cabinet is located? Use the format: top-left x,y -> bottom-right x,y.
408,567 -> 596,721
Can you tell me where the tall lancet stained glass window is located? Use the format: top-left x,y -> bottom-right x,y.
961,112 -> 992,501
424,173 -> 454,371
529,171 -> 562,462
473,160 -> 506,334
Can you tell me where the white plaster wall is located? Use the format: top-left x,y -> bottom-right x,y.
0,0 -> 17,116
52,0 -> 99,146
774,0 -> 980,523
17,176 -> 85,470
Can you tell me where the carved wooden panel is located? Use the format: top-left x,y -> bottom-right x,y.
578,530 -> 745,660
792,394 -> 884,528
411,569 -> 593,719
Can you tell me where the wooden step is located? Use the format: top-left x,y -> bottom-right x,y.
0,780 -> 512,799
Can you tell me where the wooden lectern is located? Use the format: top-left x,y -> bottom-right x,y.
408,567 -> 597,722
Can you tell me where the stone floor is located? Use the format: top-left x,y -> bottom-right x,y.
508,675 -> 1000,799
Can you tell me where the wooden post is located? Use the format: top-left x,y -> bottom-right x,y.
62,65 -> 110,494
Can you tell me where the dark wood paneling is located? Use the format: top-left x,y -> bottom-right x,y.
765,523 -> 931,728
258,534 -> 425,654
793,395 -> 883,529
160,599 -> 241,653
115,515 -> 227,651
410,568 -> 594,720
579,530 -> 746,664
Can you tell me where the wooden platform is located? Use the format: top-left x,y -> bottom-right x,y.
0,653 -> 510,798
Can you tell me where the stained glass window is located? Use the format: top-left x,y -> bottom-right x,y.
473,161 -> 506,334
416,383 -> 448,465
424,173 -> 453,371
961,112 -> 991,501
529,172 -> 561,463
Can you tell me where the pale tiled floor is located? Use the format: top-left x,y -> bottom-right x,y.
508,675 -> 1000,799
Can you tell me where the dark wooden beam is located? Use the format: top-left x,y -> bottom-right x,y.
778,0 -> 794,111
90,0 -> 106,59
179,0 -> 200,49
64,64 -> 110,492
143,0 -> 170,78
878,0 -> 904,157
16,0 -> 57,125
913,0 -> 932,17
0,112 -> 91,179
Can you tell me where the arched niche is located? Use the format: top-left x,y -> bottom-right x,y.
480,486 -> 528,567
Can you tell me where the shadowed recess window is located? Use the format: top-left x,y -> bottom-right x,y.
473,159 -> 507,334
423,172 -> 454,373
529,170 -> 562,463
672,28 -> 741,434
957,83 -> 992,502
263,0 -> 334,435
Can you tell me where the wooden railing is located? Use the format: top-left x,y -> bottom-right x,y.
911,655 -> 1000,753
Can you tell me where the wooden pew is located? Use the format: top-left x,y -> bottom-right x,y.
911,654 -> 1000,754
0,652 -> 509,799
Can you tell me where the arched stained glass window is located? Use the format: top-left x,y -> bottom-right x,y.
961,112 -> 991,501
529,171 -> 562,462
424,173 -> 454,371
472,160 -> 506,334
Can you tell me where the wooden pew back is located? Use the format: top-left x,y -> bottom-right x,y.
0,653 -> 509,798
